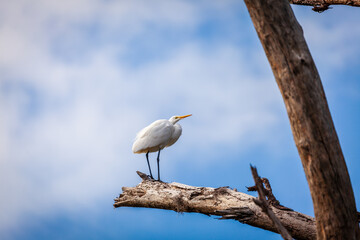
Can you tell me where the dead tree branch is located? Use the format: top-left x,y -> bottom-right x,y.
114,171 -> 316,240
289,0 -> 360,12
244,0 -> 359,239
289,0 -> 360,13
250,166 -> 293,240
247,177 -> 293,211
290,0 -> 360,8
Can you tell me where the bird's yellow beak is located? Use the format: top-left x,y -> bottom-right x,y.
178,114 -> 192,119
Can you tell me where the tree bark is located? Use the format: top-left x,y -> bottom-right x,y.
114,172 -> 316,240
243,0 -> 359,239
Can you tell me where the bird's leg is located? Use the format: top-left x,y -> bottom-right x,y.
157,149 -> 161,181
146,151 -> 154,179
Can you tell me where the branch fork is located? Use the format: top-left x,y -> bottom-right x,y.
114,171 -> 316,240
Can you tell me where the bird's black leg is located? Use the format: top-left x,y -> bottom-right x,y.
146,151 -> 154,179
157,149 -> 161,181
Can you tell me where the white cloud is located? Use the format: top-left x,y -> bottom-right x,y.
294,6 -> 360,72
0,0 -> 251,231
1,0 -> 359,235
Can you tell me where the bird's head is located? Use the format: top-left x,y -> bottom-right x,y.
169,114 -> 192,124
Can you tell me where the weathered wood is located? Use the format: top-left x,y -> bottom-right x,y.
243,0 -> 359,239
248,178 -> 293,211
290,0 -> 360,7
250,166 -> 293,240
114,172 -> 316,240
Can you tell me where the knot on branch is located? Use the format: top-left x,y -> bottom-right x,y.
312,3 -> 332,12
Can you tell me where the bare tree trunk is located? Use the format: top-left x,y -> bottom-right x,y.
243,0 -> 359,239
115,172 -> 316,240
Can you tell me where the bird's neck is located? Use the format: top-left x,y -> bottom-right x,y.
169,119 -> 179,124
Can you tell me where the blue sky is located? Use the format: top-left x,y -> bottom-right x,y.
1,1 -> 359,239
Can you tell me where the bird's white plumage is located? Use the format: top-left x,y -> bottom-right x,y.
132,115 -> 191,154
165,124 -> 182,148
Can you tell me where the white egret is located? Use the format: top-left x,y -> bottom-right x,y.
132,114 -> 192,181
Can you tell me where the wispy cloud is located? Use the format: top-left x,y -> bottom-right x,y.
1,0 -> 359,237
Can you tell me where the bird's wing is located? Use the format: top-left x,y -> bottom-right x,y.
132,120 -> 174,153
165,123 -> 182,148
